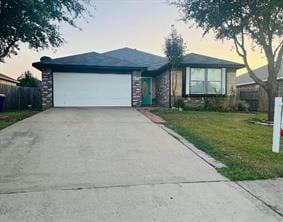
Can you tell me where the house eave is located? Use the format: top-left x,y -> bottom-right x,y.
180,63 -> 245,69
32,62 -> 147,73
237,76 -> 283,87
142,64 -> 170,75
142,62 -> 245,76
0,78 -> 19,84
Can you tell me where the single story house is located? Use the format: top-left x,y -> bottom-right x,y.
237,62 -> 283,112
32,47 -> 244,109
0,73 -> 19,86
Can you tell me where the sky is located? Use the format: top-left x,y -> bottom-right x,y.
0,0 -> 268,80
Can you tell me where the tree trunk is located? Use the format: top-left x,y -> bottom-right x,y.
171,71 -> 175,106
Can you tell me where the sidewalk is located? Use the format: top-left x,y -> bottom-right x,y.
239,178 -> 283,216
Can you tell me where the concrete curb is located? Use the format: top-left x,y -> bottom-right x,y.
158,124 -> 227,169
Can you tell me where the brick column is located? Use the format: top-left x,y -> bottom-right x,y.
41,68 -> 53,110
156,70 -> 170,107
132,71 -> 142,107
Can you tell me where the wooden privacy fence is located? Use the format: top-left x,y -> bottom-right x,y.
0,84 -> 41,110
239,90 -> 259,111
237,86 -> 268,112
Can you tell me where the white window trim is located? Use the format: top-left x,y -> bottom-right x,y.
221,68 -> 226,94
185,67 -> 191,94
185,67 -> 226,95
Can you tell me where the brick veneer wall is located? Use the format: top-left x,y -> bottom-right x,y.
132,71 -> 142,107
41,68 -> 53,110
156,70 -> 170,107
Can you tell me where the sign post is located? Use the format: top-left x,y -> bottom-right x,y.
272,97 -> 282,153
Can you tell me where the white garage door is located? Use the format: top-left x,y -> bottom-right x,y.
53,72 -> 132,107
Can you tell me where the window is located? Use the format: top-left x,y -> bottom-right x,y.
207,69 -> 222,94
186,68 -> 226,95
190,68 -> 205,94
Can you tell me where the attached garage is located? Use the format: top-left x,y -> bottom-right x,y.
53,72 -> 132,107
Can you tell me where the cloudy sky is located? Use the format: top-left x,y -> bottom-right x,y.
0,0 -> 267,80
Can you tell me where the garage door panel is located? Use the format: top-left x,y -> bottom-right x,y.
53,72 -> 132,107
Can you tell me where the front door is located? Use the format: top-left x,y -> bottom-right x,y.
141,77 -> 152,106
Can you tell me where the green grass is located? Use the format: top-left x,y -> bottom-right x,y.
0,110 -> 37,130
152,109 -> 283,181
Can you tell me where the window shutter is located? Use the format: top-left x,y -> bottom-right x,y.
186,67 -> 190,95
221,68 -> 226,95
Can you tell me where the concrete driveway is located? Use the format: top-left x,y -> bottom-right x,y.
0,108 -> 281,221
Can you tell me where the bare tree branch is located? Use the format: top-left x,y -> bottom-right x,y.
233,33 -> 267,90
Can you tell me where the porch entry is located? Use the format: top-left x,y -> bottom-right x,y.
141,77 -> 152,106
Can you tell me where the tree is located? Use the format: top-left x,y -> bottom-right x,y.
17,71 -> 41,87
164,25 -> 187,106
0,0 -> 94,62
172,0 -> 283,121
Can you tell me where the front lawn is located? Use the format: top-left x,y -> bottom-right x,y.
0,110 -> 37,130
153,109 -> 283,181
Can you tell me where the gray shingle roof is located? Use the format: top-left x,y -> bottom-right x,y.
237,61 -> 283,86
182,53 -> 244,68
33,48 -> 244,71
102,47 -> 168,71
35,51 -> 143,68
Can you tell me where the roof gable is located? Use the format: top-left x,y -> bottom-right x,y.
102,47 -> 168,71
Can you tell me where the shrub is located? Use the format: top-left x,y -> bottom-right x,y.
237,100 -> 249,112
204,96 -> 226,112
249,113 -> 267,123
179,96 -> 248,113
183,105 -> 204,111
174,99 -> 185,108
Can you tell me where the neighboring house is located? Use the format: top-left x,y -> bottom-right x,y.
237,62 -> 283,112
0,73 -> 19,86
32,47 -> 243,109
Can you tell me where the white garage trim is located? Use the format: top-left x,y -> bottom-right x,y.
53,72 -> 132,107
